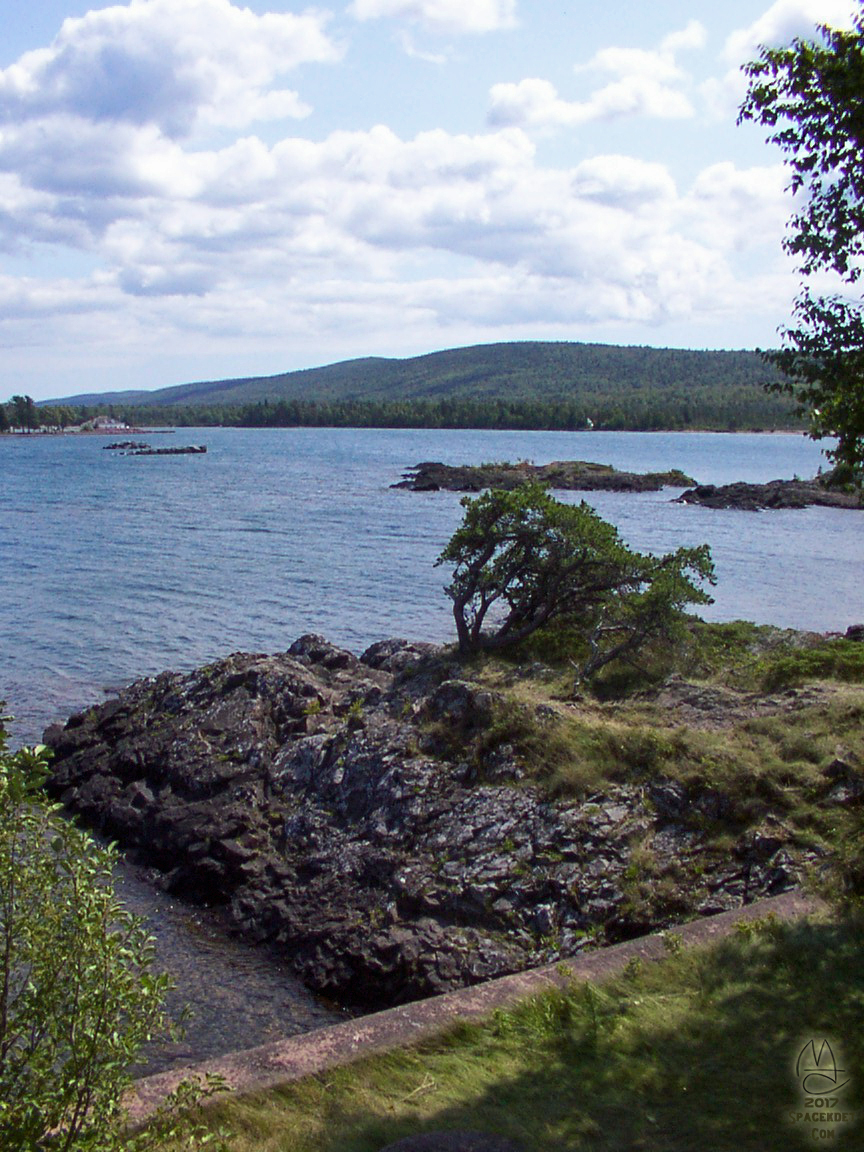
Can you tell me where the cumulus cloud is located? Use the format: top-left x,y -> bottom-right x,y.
0,270 -> 118,321
0,104 -> 795,352
0,5 -> 803,394
348,0 -> 517,35
684,162 -> 793,272
396,31 -> 448,63
0,0 -> 339,138
589,20 -> 707,82
489,20 -> 705,130
20,120 -> 768,330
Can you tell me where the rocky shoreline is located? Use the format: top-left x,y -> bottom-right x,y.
43,634 -> 820,1013
393,460 -> 694,493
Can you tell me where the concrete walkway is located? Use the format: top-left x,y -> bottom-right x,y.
127,889 -> 821,1122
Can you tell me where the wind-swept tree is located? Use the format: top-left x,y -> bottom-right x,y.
437,484 -> 714,677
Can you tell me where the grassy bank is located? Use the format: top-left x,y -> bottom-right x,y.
199,913 -> 861,1151
414,622 -> 864,929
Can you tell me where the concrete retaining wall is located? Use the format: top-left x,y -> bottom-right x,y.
127,889 -> 820,1122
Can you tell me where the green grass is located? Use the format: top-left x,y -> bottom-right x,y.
479,618 -> 856,697
190,914 -> 863,1152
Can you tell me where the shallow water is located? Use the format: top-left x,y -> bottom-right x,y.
114,861 -> 342,1074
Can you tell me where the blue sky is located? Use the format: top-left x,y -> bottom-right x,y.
0,0 -> 855,400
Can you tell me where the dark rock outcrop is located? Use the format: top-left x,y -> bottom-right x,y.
676,477 -> 863,511
128,444 -> 207,456
393,460 -> 694,493
104,442 -> 207,455
44,636 -> 808,1010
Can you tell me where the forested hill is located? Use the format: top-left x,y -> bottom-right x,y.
49,341 -> 799,432
55,341 -> 780,406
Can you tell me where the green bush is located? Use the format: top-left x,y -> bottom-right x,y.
758,640 -> 864,690
0,719 -> 227,1151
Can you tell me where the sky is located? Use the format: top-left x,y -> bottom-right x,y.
0,0 -> 857,401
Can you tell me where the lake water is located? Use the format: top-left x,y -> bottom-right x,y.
1,427 -> 860,746
2,426 -> 861,1071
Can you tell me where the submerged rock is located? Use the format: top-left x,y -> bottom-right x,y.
44,635 -> 806,1010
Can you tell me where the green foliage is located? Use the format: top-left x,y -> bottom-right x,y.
835,823 -> 864,906
8,395 -> 38,433
56,342 -> 789,407
756,636 -> 864,690
741,7 -> 864,473
0,717 -> 228,1152
763,291 -> 864,473
437,485 -> 714,673
113,387 -> 798,433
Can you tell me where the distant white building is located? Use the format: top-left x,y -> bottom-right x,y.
90,416 -> 131,431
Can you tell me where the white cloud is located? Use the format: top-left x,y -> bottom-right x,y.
686,161 -> 792,259
0,104 -> 796,350
489,21 -> 705,131
706,0 -> 857,117
0,270 -> 118,321
0,0 -> 339,138
396,31 -> 448,63
590,20 -> 707,83
724,0 -> 857,64
570,154 -> 678,209
0,5 -> 809,395
488,73 -> 694,131
662,20 -> 710,56
488,79 -> 578,130
6,115 -> 784,333
348,0 -> 517,35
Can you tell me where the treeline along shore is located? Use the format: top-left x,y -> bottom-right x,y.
124,389 -> 800,432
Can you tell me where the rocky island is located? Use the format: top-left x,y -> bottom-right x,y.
676,476 -> 864,510
393,460 -> 695,493
105,443 -> 208,456
44,626 -> 859,1014
393,459 -> 864,512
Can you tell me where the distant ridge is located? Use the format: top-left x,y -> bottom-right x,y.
48,341 -> 782,409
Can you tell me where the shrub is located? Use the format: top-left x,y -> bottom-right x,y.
0,719 -> 225,1151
